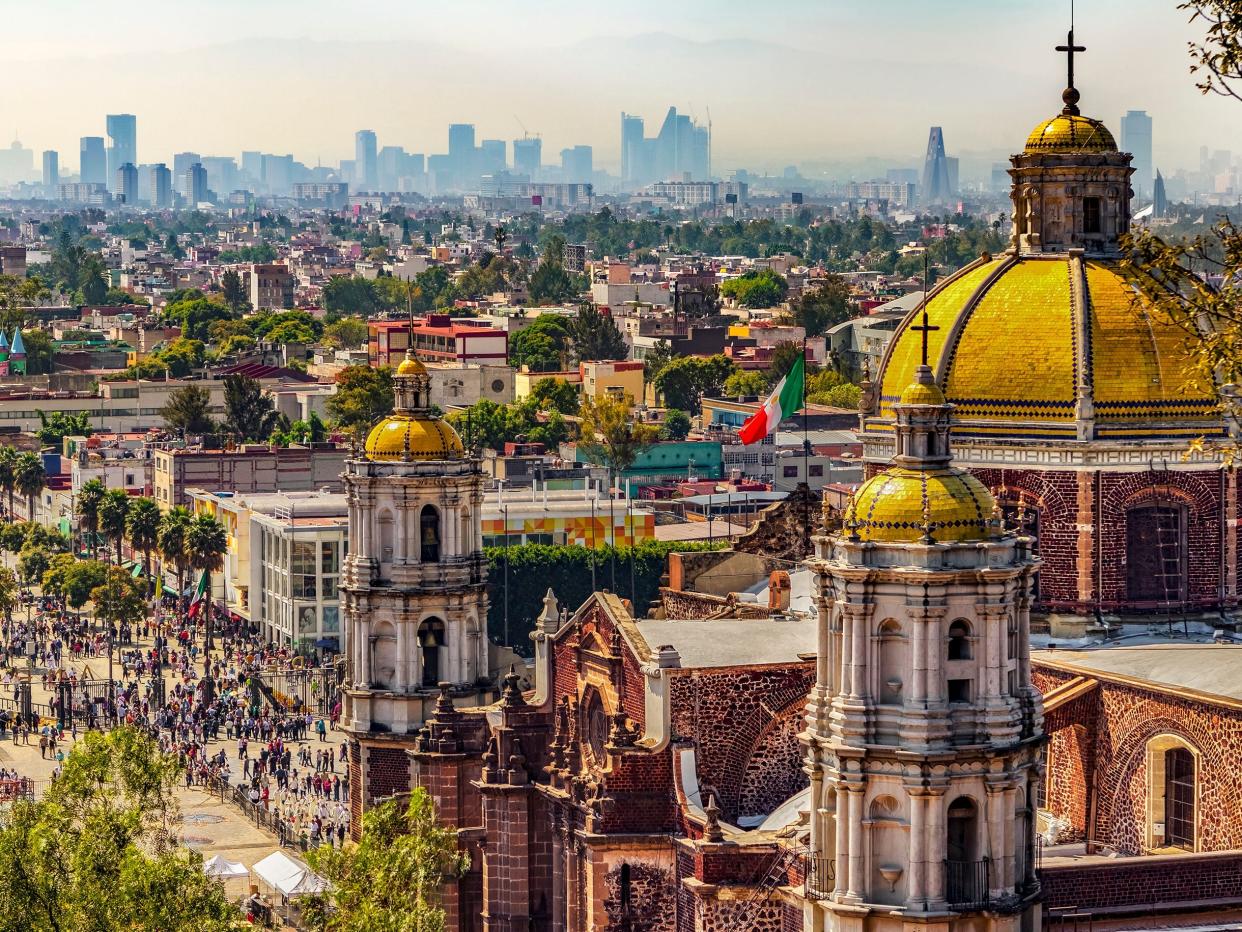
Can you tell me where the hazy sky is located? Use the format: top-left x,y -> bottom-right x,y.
2,0 -> 1237,178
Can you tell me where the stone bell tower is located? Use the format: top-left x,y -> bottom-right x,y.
340,349 -> 491,822
802,360 -> 1044,932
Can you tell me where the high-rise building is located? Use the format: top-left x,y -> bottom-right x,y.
448,123 -> 476,187
1153,168 -> 1168,218
80,137 -> 107,186
41,150 -> 58,189
560,145 -> 593,183
201,157 -> 237,195
377,146 -> 404,191
105,114 -> 136,192
355,130 -> 378,191
621,113 -> 645,186
920,126 -> 953,206
180,163 -> 207,205
1120,109 -> 1153,199
512,137 -> 541,179
479,139 -> 506,175
148,163 -> 172,208
261,154 -> 294,194
115,162 -> 138,204
619,107 -> 709,188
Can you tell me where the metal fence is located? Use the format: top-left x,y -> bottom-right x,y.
803,851 -> 836,901
945,858 -> 991,910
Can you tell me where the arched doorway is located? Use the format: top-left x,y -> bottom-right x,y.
417,618 -> 446,688
1126,504 -> 1187,605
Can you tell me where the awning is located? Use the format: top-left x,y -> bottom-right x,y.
252,851 -> 326,899
130,563 -> 144,579
202,854 -> 249,879
162,585 -> 178,597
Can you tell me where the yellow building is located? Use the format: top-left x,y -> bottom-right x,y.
514,360 -> 646,405
480,487 -> 654,548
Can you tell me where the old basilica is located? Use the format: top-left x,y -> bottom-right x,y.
338,37 -> 1242,932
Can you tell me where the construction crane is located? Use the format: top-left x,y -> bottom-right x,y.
513,115 -> 541,140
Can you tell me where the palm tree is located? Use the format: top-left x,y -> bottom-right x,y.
14,452 -> 45,524
77,477 -> 106,558
185,513 -> 228,650
125,497 -> 161,597
97,488 -> 131,566
157,507 -> 192,621
0,446 -> 16,520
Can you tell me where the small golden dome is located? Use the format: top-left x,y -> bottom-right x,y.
396,354 -> 428,377
364,414 -> 464,461
1025,113 -> 1117,153
899,380 -> 946,406
847,466 -> 996,543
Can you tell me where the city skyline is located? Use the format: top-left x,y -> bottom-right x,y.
0,0 -> 1237,179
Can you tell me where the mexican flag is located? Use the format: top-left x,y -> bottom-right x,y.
187,570 -> 209,620
739,354 -> 805,445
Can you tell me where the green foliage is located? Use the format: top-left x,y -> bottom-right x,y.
35,409 -> 92,447
509,315 -> 571,372
91,566 -> 148,629
251,309 -> 324,344
577,393 -> 659,476
164,294 -> 235,343
528,377 -> 580,415
566,302 -> 628,362
125,497 -> 161,582
0,727 -> 234,932
78,255 -> 109,305
484,541 -> 724,648
220,268 -> 246,311
42,555 -> 108,610
77,477 -> 106,556
720,267 -> 788,309
17,547 -> 50,586
769,341 -> 810,381
789,273 -> 853,337
223,373 -> 282,441
642,339 -> 678,385
722,369 -> 770,397
445,399 -> 569,453
322,316 -> 370,350
160,384 -> 215,436
19,329 -> 53,375
0,567 -> 16,621
97,488 -> 131,564
217,243 -> 276,263
652,354 -> 734,411
273,412 -> 328,447
147,337 -> 206,377
303,789 -> 466,932
527,235 -> 586,304
14,452 -> 44,518
327,364 -> 394,434
660,408 -> 692,441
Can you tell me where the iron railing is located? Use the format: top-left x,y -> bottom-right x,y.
803,852 -> 836,901
945,858 -> 990,910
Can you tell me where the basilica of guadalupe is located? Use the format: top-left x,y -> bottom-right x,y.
337,36 -> 1242,932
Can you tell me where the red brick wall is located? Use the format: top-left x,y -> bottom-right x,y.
363,742 -> 412,806
1042,851 -> 1242,912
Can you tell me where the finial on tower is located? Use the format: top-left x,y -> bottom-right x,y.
1056,22 -> 1086,116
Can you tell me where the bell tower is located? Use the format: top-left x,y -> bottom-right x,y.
340,349 -> 492,822
802,361 -> 1044,932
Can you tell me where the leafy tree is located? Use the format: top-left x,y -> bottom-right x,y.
322,316 -> 370,350
251,309 -> 324,344
91,565 -> 148,634
527,235 -> 583,304
789,274 -> 853,337
723,369 -> 770,397
445,399 -> 518,453
78,255 -> 109,305
652,355 -> 735,411
125,497 -> 161,593
43,556 -> 108,612
302,790 -> 466,932
509,316 -> 571,372
661,408 -> 692,441
273,412 -> 328,446
163,295 -> 234,343
327,365 -> 394,434
0,727 -> 235,932
14,452 -> 44,523
223,373 -> 282,441
807,382 -> 862,409
323,276 -> 381,317
769,340 -> 810,382
17,547 -> 49,587
0,446 -> 16,521
157,507 -> 192,614
576,393 -> 659,481
528,377 -> 580,415
719,267 -> 788,308
185,514 -> 227,648
160,385 -> 215,436
220,268 -> 247,311
19,329 -> 53,375
642,339 -> 677,385
566,303 -> 627,362
0,567 -> 16,624
97,488 -> 131,565
35,409 -> 92,448
77,477 -> 106,558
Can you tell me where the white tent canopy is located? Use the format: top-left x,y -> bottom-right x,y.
252,850 -> 326,898
202,854 -> 249,879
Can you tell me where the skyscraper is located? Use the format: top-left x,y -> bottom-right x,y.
448,123 -> 476,187
42,151 -> 58,189
620,108 -> 709,187
355,130 -> 378,191
180,163 -> 207,205
479,139 -> 506,175
1153,168 -> 1168,218
1120,110 -> 1153,199
621,113 -> 645,186
920,126 -> 953,206
560,145 -> 593,183
105,114 -> 136,192
80,137 -> 107,186
378,145 -> 405,192
148,164 -> 172,208
115,162 -> 138,204
513,137 -> 541,179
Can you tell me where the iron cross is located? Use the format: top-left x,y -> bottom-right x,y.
1056,29 -> 1085,91
911,307 -> 939,369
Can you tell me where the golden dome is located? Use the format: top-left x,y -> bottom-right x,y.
847,466 -> 996,543
396,354 -> 428,377
875,256 -> 1220,440
1025,113 -> 1117,153
899,380 -> 946,406
364,414 -> 464,461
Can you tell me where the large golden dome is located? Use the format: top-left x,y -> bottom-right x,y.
1025,113 -> 1117,153
873,255 -> 1220,441
364,414 -> 464,461
847,466 -> 996,543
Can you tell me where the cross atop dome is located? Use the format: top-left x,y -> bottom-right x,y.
1056,28 -> 1086,115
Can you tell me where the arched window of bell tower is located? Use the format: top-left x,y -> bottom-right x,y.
377,509 -> 394,564
420,505 -> 441,563
418,617 -> 447,688
948,620 -> 973,661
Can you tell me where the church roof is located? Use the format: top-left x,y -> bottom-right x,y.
1024,113 -> 1117,153
1033,643 -> 1242,708
632,618 -> 815,669
874,255 -> 1220,440
846,465 -> 995,543
364,414 -> 464,461
9,329 -> 24,355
